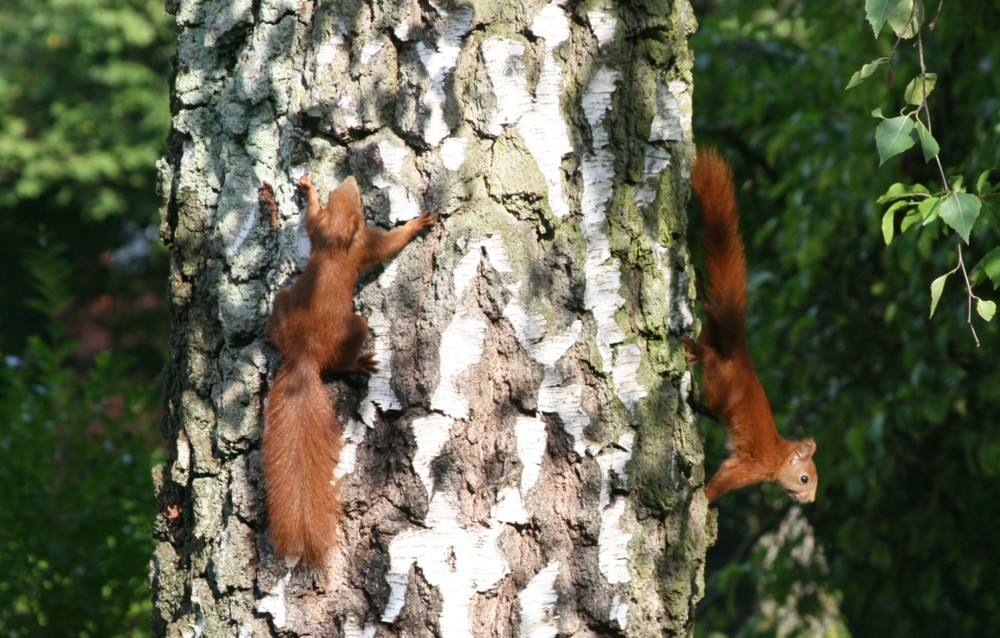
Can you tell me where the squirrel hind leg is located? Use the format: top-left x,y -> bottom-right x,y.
322,315 -> 370,372
683,339 -> 703,365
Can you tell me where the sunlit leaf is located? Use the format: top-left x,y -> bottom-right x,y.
904,73 -> 937,104
882,209 -> 895,245
877,181 -> 930,203
901,209 -> 923,234
976,169 -> 993,196
929,272 -> 949,318
976,298 -> 997,321
866,0 -> 909,36
887,0 -> 922,38
881,200 -> 915,245
847,57 -> 891,89
919,196 -> 941,226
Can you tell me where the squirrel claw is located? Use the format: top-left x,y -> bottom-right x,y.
355,351 -> 379,375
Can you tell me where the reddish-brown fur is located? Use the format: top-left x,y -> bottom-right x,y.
264,175 -> 436,566
685,149 -> 817,503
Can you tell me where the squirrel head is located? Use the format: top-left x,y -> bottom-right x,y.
776,439 -> 817,503
309,176 -> 363,250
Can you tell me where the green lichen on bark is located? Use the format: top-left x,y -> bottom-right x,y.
585,0 -> 706,633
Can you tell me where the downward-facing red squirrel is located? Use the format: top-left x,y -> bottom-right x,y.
264,174 -> 437,566
685,149 -> 818,504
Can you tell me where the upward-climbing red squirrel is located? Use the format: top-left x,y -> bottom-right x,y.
685,149 -> 818,504
264,174 -> 437,566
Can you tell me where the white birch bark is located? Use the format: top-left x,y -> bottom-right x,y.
152,0 -> 709,636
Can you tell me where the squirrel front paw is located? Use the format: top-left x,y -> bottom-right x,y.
409,212 -> 438,230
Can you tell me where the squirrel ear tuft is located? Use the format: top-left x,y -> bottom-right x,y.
791,439 -> 816,463
337,176 -> 361,200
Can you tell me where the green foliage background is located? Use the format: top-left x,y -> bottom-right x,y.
691,1 -> 1000,636
0,0 -> 171,635
0,248 -> 160,637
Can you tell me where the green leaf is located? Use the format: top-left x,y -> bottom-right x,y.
847,57 -> 891,89
914,121 -> 940,162
976,299 -> 997,321
882,209 -> 896,245
929,272 -> 948,318
881,200 -> 916,245
938,192 -> 981,243
875,116 -> 919,165
901,210 -> 923,234
972,247 -> 1000,289
877,181 -> 930,203
904,73 -> 937,104
871,107 -> 885,118
887,0 -> 922,38
866,0 -> 908,36
918,196 -> 941,226
976,169 -> 993,195
985,249 -> 1000,289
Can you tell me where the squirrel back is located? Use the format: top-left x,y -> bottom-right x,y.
686,148 -> 817,504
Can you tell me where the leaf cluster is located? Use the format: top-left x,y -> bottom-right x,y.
846,0 -> 999,340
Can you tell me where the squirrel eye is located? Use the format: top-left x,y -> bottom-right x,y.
800,475 -> 809,484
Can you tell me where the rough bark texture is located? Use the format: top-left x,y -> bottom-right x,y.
151,0 -> 710,636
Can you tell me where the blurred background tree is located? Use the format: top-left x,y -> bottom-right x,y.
0,0 -> 171,360
0,0 -> 171,635
691,1 -> 1000,636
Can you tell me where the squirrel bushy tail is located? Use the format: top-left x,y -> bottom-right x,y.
691,148 -> 748,357
263,355 -> 341,566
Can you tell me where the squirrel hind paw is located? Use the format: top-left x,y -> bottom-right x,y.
354,351 -> 379,375
683,339 -> 702,365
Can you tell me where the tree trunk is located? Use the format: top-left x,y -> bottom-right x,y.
152,0 -> 708,636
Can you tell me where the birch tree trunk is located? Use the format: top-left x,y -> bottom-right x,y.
152,0 -> 709,636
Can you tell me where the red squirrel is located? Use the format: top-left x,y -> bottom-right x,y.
263,174 -> 437,566
685,149 -> 817,504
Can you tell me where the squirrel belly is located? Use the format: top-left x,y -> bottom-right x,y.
685,149 -> 818,504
